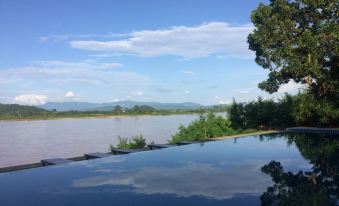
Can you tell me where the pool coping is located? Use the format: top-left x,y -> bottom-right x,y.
213,130 -> 279,140
1,128 -> 336,173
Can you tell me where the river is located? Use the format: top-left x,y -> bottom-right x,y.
0,114 -> 199,167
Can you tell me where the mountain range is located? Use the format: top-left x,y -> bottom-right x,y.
38,101 -> 207,111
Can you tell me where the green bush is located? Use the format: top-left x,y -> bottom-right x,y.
229,93 -> 338,129
292,93 -> 339,127
111,135 -> 147,149
230,96 -> 288,129
169,112 -> 237,143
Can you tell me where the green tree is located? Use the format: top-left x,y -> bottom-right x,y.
170,112 -> 236,143
113,105 -> 123,114
248,0 -> 338,100
128,105 -> 155,114
292,92 -> 339,126
229,98 -> 245,129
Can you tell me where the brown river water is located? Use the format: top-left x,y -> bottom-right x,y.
0,114 -> 198,167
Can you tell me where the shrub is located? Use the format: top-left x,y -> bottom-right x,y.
169,112 -> 237,143
229,93 -> 338,128
292,93 -> 339,127
111,135 -> 147,149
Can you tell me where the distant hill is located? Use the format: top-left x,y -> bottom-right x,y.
0,103 -> 49,117
39,101 -> 206,111
39,102 -> 98,111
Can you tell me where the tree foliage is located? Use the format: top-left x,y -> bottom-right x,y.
113,105 -> 123,114
229,94 -> 295,129
248,0 -> 339,100
170,112 -> 237,143
0,103 -> 50,118
229,93 -> 338,128
293,91 -> 339,125
128,105 -> 155,114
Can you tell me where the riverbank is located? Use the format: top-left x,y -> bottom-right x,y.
0,112 -> 200,122
0,114 -> 124,121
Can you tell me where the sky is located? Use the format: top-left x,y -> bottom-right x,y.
0,0 -> 302,105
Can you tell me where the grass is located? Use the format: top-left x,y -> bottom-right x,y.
110,135 -> 147,149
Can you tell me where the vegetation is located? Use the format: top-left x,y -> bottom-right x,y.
248,0 -> 338,100
110,135 -> 147,149
0,103 -> 50,119
243,0 -> 339,129
0,103 -> 229,120
292,92 -> 338,126
230,93 -> 338,129
169,112 -> 261,143
170,92 -> 338,143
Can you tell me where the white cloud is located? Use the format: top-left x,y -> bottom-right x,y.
0,60 -> 149,103
65,91 -> 76,98
184,90 -> 190,94
39,34 -> 73,42
278,80 -> 304,94
70,22 -> 254,58
0,60 -> 146,87
32,60 -> 123,69
39,33 -> 129,43
14,94 -> 47,105
100,63 -> 123,69
88,53 -> 123,58
215,96 -> 231,105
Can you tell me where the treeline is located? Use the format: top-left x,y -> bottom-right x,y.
229,93 -> 338,129
0,103 -> 229,120
0,103 -> 50,118
170,112 -> 256,143
170,92 -> 338,143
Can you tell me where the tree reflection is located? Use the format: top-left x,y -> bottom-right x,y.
260,133 -> 338,206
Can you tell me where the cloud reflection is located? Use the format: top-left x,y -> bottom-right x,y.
72,161 -> 272,200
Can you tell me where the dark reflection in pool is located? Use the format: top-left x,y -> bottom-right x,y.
0,132 -> 337,206
259,133 -> 339,206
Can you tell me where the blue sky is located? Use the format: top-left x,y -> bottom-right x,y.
0,0 -> 301,105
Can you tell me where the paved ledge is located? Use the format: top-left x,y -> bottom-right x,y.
0,162 -> 42,173
0,156 -> 86,173
213,130 -> 279,140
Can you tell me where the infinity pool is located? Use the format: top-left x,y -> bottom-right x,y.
0,132 -> 337,206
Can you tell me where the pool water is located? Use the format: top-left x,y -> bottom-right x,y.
0,132 -> 338,206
